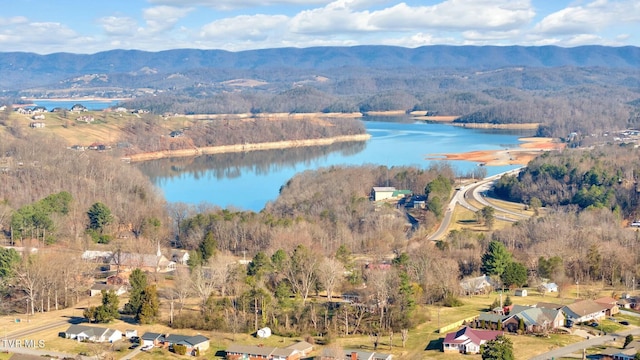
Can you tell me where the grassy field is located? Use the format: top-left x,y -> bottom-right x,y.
7,111 -> 192,146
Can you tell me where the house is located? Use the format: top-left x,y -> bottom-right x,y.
71,104 -> 87,112
110,251 -> 176,273
286,341 -> 314,357
32,114 -> 45,120
535,302 -> 564,310
81,250 -> 113,263
76,115 -> 94,123
140,332 -> 209,355
171,249 -> 190,265
504,305 -> 565,333
514,289 -> 528,297
9,353 -> 42,360
89,282 -> 127,297
140,332 -> 163,347
164,334 -> 210,355
370,187 -> 412,201
442,326 -> 503,354
63,325 -> 122,343
539,282 -> 558,293
226,344 -> 301,360
617,297 -> 635,309
595,297 -> 620,316
460,275 -> 497,295
476,305 -> 565,333
562,299 -> 607,326
29,121 -> 45,128
318,349 -> 392,360
106,274 -> 129,286
599,340 -> 640,360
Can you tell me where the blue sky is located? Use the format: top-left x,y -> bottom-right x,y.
1,0 -> 638,54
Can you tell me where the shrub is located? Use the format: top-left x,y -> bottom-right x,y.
173,344 -> 187,355
443,294 -> 463,307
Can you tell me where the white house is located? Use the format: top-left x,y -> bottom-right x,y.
460,275 -> 498,295
540,282 -> 558,293
89,283 -> 127,297
63,325 -> 122,343
171,249 -> 190,265
562,299 -> 607,325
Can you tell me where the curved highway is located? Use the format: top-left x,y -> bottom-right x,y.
428,167 -> 526,240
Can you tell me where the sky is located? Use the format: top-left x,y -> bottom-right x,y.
1,0 -> 639,54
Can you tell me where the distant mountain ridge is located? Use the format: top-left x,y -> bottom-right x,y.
1,45 -> 639,91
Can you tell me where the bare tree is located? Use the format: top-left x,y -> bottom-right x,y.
401,328 -> 409,348
172,266 -> 192,314
284,245 -> 319,305
317,257 -> 345,301
14,254 -> 45,315
190,265 -> 216,312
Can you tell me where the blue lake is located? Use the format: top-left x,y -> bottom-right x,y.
135,119 -> 534,212
30,99 -> 122,111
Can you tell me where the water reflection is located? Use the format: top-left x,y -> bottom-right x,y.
136,140 -> 367,182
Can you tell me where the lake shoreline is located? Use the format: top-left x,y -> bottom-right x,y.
125,134 -> 372,162
427,137 -> 564,166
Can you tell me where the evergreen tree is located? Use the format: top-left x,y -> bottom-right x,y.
87,202 -> 113,233
199,231 -> 217,262
0,248 -> 20,278
625,334 -> 634,348
518,318 -> 525,333
84,290 -> 120,323
501,262 -> 528,288
247,251 -> 272,279
481,241 -> 512,276
137,285 -> 160,324
481,335 -> 514,360
124,268 -> 147,314
587,244 -> 602,281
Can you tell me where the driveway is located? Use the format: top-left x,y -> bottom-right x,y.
529,326 -> 640,360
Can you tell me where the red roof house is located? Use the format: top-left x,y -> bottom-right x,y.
443,326 -> 503,354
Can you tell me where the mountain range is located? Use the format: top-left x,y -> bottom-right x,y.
1,45 -> 639,92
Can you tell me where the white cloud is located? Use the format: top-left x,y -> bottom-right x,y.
534,0 -> 640,35
289,0 -> 535,35
0,16 -> 29,26
98,16 -> 138,36
148,0 -> 330,11
461,29 -> 523,43
142,6 -> 192,34
369,0 -> 535,31
200,14 -> 289,42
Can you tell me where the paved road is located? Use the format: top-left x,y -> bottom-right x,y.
428,167 -> 525,240
529,326 -> 640,360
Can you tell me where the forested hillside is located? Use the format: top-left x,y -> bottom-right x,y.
493,144 -> 640,219
0,132 -> 166,245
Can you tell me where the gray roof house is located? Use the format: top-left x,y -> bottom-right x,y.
63,325 -> 122,343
